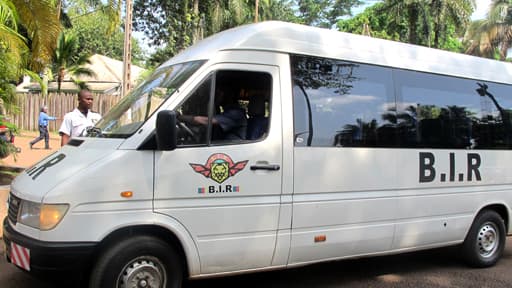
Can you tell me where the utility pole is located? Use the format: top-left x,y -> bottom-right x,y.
122,0 -> 133,97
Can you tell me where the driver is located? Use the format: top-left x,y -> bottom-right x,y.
178,86 -> 246,141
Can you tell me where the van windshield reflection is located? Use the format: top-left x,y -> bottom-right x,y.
91,60 -> 205,138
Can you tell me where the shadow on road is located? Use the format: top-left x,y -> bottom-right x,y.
2,237 -> 511,288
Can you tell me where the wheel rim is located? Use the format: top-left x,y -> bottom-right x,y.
117,256 -> 167,288
477,222 -> 500,258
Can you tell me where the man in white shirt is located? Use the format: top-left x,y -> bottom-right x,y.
59,89 -> 101,146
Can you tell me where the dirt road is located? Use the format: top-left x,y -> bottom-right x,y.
3,130 -> 61,169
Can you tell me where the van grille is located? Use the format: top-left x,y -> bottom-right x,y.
8,193 -> 20,225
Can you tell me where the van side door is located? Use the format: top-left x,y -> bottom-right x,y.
154,64 -> 283,274
288,55 -> 398,264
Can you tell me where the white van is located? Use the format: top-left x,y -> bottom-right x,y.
4,21 -> 512,287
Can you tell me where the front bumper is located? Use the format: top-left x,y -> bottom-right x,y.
3,217 -> 97,278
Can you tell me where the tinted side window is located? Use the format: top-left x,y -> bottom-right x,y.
395,69 -> 512,149
291,55 -> 396,147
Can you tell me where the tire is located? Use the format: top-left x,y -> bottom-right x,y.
462,210 -> 506,268
89,235 -> 183,288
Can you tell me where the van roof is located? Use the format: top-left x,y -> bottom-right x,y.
164,21 -> 512,85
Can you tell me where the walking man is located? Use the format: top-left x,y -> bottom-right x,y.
59,89 -> 101,146
29,106 -> 57,149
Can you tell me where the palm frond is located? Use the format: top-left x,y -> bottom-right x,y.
12,0 -> 61,72
69,66 -> 96,78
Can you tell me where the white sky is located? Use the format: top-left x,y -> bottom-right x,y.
472,0 -> 492,20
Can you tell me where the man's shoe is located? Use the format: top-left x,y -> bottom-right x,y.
29,143 -> 33,149
44,147 -> 51,150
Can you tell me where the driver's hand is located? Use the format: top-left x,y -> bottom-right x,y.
177,114 -> 194,123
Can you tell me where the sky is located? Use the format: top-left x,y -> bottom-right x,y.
472,0 -> 492,20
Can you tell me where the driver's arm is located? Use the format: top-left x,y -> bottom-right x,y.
178,114 -> 218,126
193,116 -> 219,125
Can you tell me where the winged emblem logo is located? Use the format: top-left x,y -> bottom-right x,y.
190,153 -> 248,184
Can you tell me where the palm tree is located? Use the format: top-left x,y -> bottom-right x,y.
0,1 -> 35,157
0,1 -> 26,56
0,0 -> 27,111
382,0 -> 429,45
11,0 -> 61,72
430,0 -> 475,48
209,0 -> 248,33
52,32 -> 95,93
383,0 -> 474,47
465,0 -> 512,60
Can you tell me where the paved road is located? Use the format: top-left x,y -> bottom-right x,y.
1,238 -> 511,287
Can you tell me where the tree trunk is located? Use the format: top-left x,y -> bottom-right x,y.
58,67 -> 65,93
255,0 -> 259,23
432,0 -> 441,48
407,6 -> 419,45
500,42 -> 509,61
192,0 -> 200,43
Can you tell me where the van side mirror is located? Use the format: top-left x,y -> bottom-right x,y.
156,110 -> 177,151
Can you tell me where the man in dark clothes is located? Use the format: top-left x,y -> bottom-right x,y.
180,86 -> 247,141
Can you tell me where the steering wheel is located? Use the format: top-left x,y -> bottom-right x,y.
178,121 -> 195,138
177,120 -> 204,144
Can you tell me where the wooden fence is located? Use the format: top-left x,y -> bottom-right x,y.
11,92 -> 122,132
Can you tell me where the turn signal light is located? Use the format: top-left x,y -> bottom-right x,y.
314,235 -> 326,243
120,191 -> 133,198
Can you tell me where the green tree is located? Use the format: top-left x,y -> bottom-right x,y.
430,0 -> 475,48
66,8 -> 146,66
465,0 -> 512,60
52,32 -> 95,93
381,0 -> 431,45
133,0 -> 296,62
61,0 -> 122,33
296,0 -> 361,27
338,1 -> 471,52
336,2 -> 402,40
0,0 -> 26,111
370,0 -> 473,49
11,0 -> 61,72
0,0 -> 43,157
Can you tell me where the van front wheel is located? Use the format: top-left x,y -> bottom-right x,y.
462,210 -> 506,268
89,235 -> 183,288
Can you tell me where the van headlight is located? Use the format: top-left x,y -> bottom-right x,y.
18,200 -> 69,230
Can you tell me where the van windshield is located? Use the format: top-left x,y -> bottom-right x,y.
92,60 -> 205,138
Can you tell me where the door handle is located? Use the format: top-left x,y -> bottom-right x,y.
250,164 -> 280,171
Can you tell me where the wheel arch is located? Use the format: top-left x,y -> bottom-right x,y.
90,221 -> 200,279
474,203 -> 510,233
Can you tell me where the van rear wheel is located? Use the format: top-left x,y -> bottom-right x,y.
89,235 -> 183,288
462,210 -> 506,268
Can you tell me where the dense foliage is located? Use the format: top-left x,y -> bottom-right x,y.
66,8 -> 145,66
133,0 -> 300,59
337,1 -> 474,53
